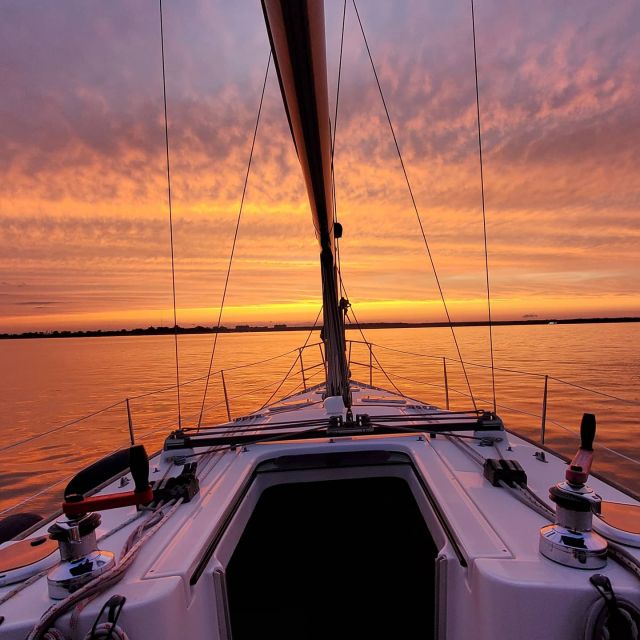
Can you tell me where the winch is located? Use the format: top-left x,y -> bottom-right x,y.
539,413 -> 608,569
46,444 -> 153,599
46,511 -> 115,600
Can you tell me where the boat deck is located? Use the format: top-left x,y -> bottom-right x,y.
1,382 -> 639,639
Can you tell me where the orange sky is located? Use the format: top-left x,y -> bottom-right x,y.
1,0 -> 639,332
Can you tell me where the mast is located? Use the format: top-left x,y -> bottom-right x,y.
262,0 -> 350,405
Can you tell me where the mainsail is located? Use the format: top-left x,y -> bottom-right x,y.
261,0 -> 350,405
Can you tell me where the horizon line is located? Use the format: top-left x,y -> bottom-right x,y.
1,315 -> 639,339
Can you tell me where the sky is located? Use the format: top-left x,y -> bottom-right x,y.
1,0 -> 639,332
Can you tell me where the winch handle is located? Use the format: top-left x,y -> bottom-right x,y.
62,445 -> 153,517
130,444 -> 151,493
566,413 -> 596,486
580,413 -> 596,451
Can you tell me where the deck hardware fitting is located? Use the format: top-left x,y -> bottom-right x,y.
587,574 -> 640,636
539,413 -> 608,569
327,413 -> 373,436
540,375 -> 548,445
47,512 -> 115,600
483,459 -> 527,487
443,357 -> 449,410
89,594 -> 126,638
153,463 -> 199,503
221,370 -> 232,421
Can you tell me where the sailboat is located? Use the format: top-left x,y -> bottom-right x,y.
1,2 -> 640,639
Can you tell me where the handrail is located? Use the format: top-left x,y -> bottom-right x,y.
378,366 -> 640,467
0,357 -> 464,518
3,337 -> 636,453
3,335 -> 638,518
0,399 -> 127,454
0,474 -> 72,517
364,340 -> 639,405
1,345 -> 319,452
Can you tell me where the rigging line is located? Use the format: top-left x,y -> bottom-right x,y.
345,306 -> 401,395
0,399 -> 125,454
339,275 -> 404,395
259,306 -> 323,410
330,0 -> 347,299
211,375 -> 299,408
159,0 -> 182,429
351,0 -> 478,412
546,375 -> 640,405
0,474 -> 73,517
471,0 -> 496,414
196,51 -> 272,431
134,339 -> 326,441
368,340 -> 640,403
127,346 -> 299,401
274,376 -> 326,405
369,342 -> 548,378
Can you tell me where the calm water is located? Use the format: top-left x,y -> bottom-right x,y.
1,323 -> 638,516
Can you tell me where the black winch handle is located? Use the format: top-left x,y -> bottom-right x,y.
130,445 -> 151,493
62,445 -> 153,517
580,413 -> 596,451
566,413 -> 596,486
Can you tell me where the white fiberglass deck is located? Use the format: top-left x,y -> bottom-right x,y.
1,382 -> 639,639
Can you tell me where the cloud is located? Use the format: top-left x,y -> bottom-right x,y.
1,0 -> 639,330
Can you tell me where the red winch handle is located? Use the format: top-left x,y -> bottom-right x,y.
565,413 -> 596,486
62,445 -> 153,517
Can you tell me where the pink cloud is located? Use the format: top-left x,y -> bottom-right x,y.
1,0 -> 639,330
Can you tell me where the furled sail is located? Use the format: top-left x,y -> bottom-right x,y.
262,0 -> 350,404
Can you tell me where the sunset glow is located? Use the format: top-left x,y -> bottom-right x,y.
1,0 -> 639,332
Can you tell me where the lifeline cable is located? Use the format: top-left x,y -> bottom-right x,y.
159,0 -> 183,428
351,0 -> 478,412
330,0 -> 347,298
470,0 -> 497,413
259,306 -> 323,410
338,274 -> 403,395
197,51 -> 272,430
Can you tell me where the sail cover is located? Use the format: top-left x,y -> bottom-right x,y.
261,0 -> 335,250
262,0 -> 350,404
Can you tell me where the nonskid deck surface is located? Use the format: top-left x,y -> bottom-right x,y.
1,381 -> 639,639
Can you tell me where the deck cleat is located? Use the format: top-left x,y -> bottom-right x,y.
46,511 -> 115,599
474,411 -> 504,439
539,413 -> 608,569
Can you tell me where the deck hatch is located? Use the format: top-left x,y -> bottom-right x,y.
255,449 -> 411,472
226,476 -> 439,639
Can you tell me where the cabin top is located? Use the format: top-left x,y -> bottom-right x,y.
1,383 -> 639,639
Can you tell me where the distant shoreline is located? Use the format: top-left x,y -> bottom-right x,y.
1,316 -> 638,339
